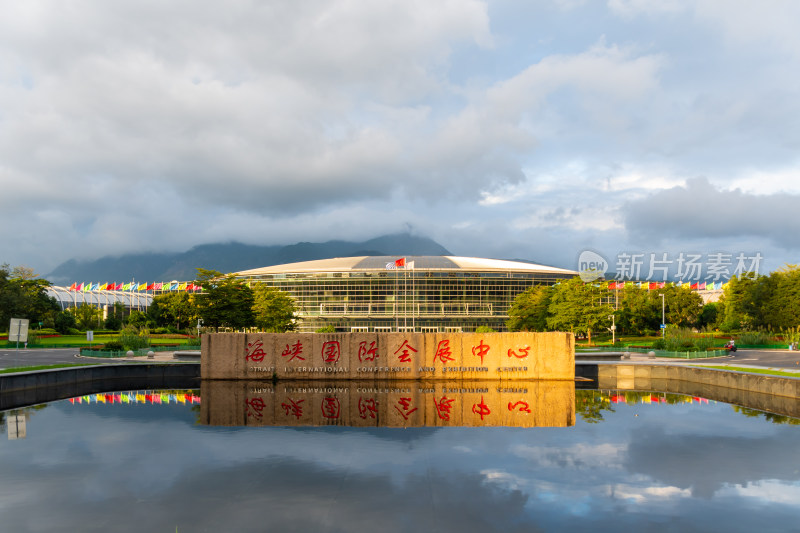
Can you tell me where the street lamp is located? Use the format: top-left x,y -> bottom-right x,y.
660,293 -> 666,338
197,319 -> 204,339
608,314 -> 616,345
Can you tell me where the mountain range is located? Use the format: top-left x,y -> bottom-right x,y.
46,233 -> 452,285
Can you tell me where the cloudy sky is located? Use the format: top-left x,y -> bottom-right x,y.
2,0 -> 799,277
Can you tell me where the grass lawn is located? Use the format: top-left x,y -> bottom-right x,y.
0,363 -> 103,374
693,365 -> 800,378
2,334 -> 199,349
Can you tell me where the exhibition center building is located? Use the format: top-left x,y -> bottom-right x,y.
234,256 -> 577,333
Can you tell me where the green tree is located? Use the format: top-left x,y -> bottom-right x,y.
70,303 -> 102,331
507,285 -> 553,332
546,278 -> 612,345
54,310 -> 77,334
150,292 -> 198,330
127,310 -> 152,329
0,264 -> 60,329
719,273 -> 767,331
104,302 -> 126,330
761,265 -> 800,329
251,284 -> 298,332
195,268 -> 254,330
614,286 -> 656,335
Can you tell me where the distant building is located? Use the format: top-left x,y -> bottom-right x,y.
234,256 -> 577,332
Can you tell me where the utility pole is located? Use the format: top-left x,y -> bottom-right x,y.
660,293 -> 666,338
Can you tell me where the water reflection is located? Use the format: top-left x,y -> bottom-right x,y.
201,380 -> 575,428
1,383 -> 799,531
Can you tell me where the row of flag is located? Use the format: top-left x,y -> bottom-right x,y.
67,392 -> 200,404
67,282 -> 204,292
607,281 -> 727,290
608,394 -> 710,404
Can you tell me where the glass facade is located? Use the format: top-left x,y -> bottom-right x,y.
235,256 -> 576,332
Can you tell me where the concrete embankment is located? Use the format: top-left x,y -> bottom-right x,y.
0,363 -> 200,410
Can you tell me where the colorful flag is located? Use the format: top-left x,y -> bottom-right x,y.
649,282 -> 657,290
395,257 -> 406,268
690,282 -> 699,290
699,282 -> 706,290
707,282 -> 715,290
407,260 -> 415,270
658,282 -> 666,289
69,283 -> 76,291
178,282 -> 187,291
154,282 -> 163,290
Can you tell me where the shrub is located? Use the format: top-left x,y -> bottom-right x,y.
103,340 -> 124,351
475,326 -> 497,333
663,327 -> 715,352
737,331 -> 772,345
119,326 -> 150,350
315,325 -> 336,333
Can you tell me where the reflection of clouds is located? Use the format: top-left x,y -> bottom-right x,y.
721,481 -> 800,506
512,442 -> 626,469
611,484 -> 692,503
624,425 -> 800,498
481,469 -> 528,490
2,400 -> 800,530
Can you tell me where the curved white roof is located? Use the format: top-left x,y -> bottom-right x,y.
235,256 -> 576,276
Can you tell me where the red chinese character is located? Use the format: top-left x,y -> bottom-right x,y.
394,397 -> 418,420
358,397 -> 378,419
322,341 -> 341,363
281,398 -> 305,419
433,396 -> 455,421
393,339 -> 417,363
508,401 -> 531,413
507,346 -> 530,359
281,341 -> 304,361
245,397 -> 267,419
472,396 -> 491,420
471,340 -> 490,364
246,340 -> 267,362
321,397 -> 341,419
358,341 -> 378,362
434,339 -> 454,364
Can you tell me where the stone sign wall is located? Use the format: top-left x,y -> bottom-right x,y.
201,332 -> 574,381
201,379 -> 575,428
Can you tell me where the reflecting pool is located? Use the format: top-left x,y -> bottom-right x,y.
1,382 -> 799,532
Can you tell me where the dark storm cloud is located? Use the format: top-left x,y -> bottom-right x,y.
623,177 -> 800,248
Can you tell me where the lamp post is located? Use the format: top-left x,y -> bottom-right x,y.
197,319 -> 203,340
608,314 -> 616,345
660,293 -> 666,338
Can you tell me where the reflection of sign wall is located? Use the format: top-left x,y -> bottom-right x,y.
201,380 -> 576,428
202,332 -> 574,381
8,318 -> 29,343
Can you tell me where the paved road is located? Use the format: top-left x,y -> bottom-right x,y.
726,348 -> 800,370
0,347 -> 155,370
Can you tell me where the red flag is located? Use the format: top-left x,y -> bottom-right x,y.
649,282 -> 657,290
69,283 -> 76,291
395,257 -> 406,267
690,282 -> 699,290
146,283 -> 154,291
115,282 -> 123,290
